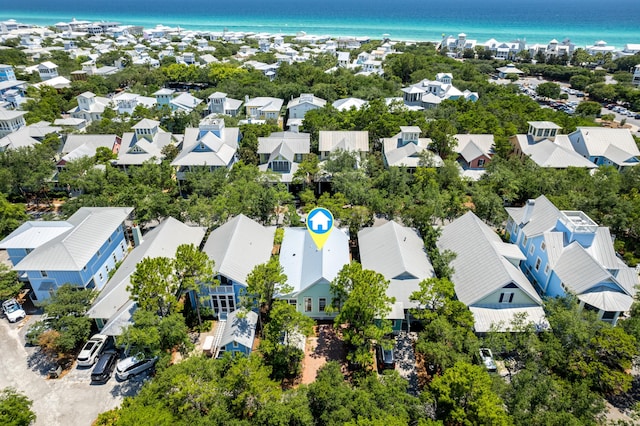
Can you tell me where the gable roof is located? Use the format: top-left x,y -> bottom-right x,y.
569,127 -> 640,164
257,132 -> 310,155
219,309 -> 258,349
318,131 -> 369,153
61,134 -> 118,155
202,214 -> 275,285
171,126 -> 239,168
287,93 -> 326,109
87,217 -> 206,320
454,134 -> 494,161
359,221 -> 435,308
513,135 -> 597,169
382,132 -> 443,168
438,211 -> 542,306
279,227 -> 350,294
14,207 -> 133,271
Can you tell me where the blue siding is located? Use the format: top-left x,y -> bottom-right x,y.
6,248 -> 29,266
220,342 -> 251,357
520,235 -> 551,293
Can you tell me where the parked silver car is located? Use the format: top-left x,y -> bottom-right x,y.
115,353 -> 157,380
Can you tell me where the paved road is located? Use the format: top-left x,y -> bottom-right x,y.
0,316 -> 144,426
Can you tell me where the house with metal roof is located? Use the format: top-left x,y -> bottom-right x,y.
171,115 -> 240,181
0,207 -> 133,301
382,126 -> 443,170
257,131 -> 310,183
454,134 -> 495,171
401,73 -> 478,110
568,127 -> 640,170
68,91 -> 112,123
87,217 -> 206,334
201,214 -> 275,316
359,221 -> 436,332
318,131 -> 369,162
170,92 -> 203,113
286,93 -> 326,120
0,110 -> 26,137
216,309 -> 258,357
510,121 -> 598,169
115,119 -> 181,170
332,97 -> 367,112
57,133 -> 121,171
208,92 -> 243,117
278,227 -> 350,319
438,211 -> 547,333
506,195 -> 638,325
244,96 -> 284,123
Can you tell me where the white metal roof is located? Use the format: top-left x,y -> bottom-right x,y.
577,290 -> 633,313
438,211 -> 542,306
219,309 -> 257,349
469,306 -> 548,333
87,217 -> 205,320
202,214 -> 275,285
279,227 -> 349,294
14,207 -> 133,271
318,131 -> 369,153
0,221 -> 73,251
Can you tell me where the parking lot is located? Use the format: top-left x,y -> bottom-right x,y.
0,314 -> 145,426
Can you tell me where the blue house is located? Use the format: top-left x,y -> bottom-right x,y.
0,207 -> 133,301
506,195 -> 637,325
216,309 -> 258,357
201,215 -> 275,316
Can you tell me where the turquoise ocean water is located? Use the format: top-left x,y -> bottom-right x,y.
2,0 -> 639,47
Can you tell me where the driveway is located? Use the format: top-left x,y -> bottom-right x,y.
0,315 -> 145,426
394,332 -> 418,395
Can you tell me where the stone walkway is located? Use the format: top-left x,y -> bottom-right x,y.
301,324 -> 346,384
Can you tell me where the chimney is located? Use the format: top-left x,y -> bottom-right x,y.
521,199 -> 535,225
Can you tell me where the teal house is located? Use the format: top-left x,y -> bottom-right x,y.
278,227 -> 350,319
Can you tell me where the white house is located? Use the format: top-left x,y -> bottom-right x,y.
68,91 -> 112,123
318,130 -> 369,162
510,121 -> 597,169
37,61 -> 59,80
115,119 -> 180,170
382,126 -> 443,170
402,74 -> 478,109
171,115 -> 239,180
244,96 -> 284,122
257,131 -> 310,183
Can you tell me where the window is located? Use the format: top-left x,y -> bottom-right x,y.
319,298 -> 326,312
113,254 -> 117,263
288,299 -> 297,307
105,264 -> 110,272
304,297 -> 312,312
232,341 -> 239,348
535,257 -> 541,271
477,159 -> 485,167
522,236 -> 528,247
544,264 -> 550,275
40,270 -> 48,277
499,292 -> 514,303
99,273 -> 103,281
602,311 -> 616,320
529,244 -> 535,255
540,241 -> 546,251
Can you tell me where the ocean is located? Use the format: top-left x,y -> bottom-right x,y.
2,0 -> 639,48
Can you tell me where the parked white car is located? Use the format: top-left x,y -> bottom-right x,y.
77,334 -> 108,367
115,353 -> 158,380
479,348 -> 497,372
2,299 -> 26,323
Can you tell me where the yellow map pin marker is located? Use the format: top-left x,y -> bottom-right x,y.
306,207 -> 334,250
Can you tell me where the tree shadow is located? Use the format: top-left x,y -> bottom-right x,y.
26,347 -> 56,377
394,332 -> 419,395
311,324 -> 346,363
109,375 -> 148,398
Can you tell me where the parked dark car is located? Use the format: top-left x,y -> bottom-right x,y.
91,350 -> 118,383
376,343 -> 396,371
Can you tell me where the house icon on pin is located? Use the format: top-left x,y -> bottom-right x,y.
309,210 -> 331,232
